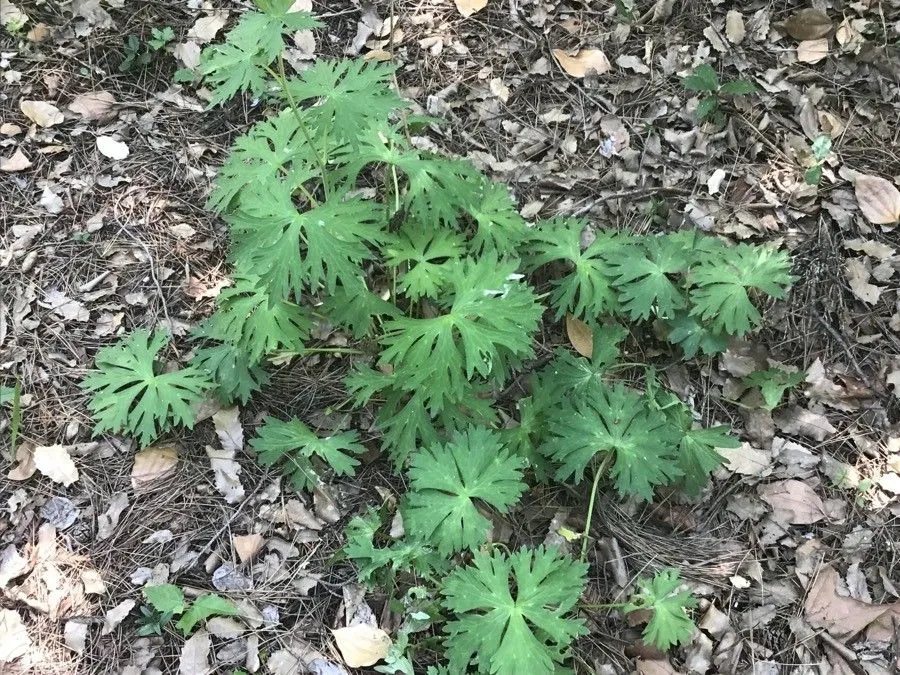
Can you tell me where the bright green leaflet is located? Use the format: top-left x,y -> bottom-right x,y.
176,594 -> 240,635
250,416 -> 365,491
625,569 -> 697,651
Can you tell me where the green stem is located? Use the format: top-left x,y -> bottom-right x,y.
580,453 -> 613,561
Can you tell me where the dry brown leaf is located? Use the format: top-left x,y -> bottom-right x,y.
853,174 -> 900,225
131,444 -> 178,488
805,566 -> 888,641
844,258 -> 881,305
188,13 -> 228,43
720,442 -> 771,476
68,91 -> 117,122
797,39 -> 829,64
96,136 -> 129,160
33,444 -> 79,486
782,8 -> 832,40
7,442 -> 36,481
332,624 -> 392,668
0,609 -> 31,663
758,479 -> 825,525
565,314 -> 592,357
773,406 -> 836,442
212,407 -> 243,453
0,149 -> 31,172
101,599 -> 135,636
233,533 -> 265,563
454,0 -> 487,18
552,48 -> 611,77
19,100 -> 64,127
179,629 -> 211,675
635,660 -> 681,675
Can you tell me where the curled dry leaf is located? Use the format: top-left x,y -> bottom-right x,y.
233,533 -> 265,563
33,444 -> 79,486
565,314 -> 592,358
19,100 -> 64,127
331,624 -> 392,668
781,8 -> 832,41
7,442 -> 36,481
853,174 -> 900,225
0,149 -> 32,172
844,258 -> 881,305
131,444 -> 178,488
796,39 -> 829,64
552,48 -> 612,77
804,565 -> 888,641
454,0 -> 487,17
101,599 -> 135,636
758,479 -> 825,525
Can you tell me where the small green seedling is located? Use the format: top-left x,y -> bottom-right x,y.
744,368 -> 806,410
624,569 -> 697,651
683,63 -> 757,126
120,27 -> 175,72
142,583 -> 239,636
804,135 -> 832,185
136,605 -> 175,637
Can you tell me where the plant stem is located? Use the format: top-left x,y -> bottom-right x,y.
581,453 -> 613,561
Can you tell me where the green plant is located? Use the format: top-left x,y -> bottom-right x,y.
683,63 -> 757,126
142,583 -> 238,635
81,330 -> 212,447
624,569 -> 697,650
81,2 -> 797,670
744,368 -> 806,410
120,27 -> 175,72
804,135 -> 832,185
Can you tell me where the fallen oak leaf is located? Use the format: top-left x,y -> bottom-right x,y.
758,479 -> 825,525
853,174 -> 900,225
0,149 -> 31,172
131,444 -> 178,488
33,444 -> 79,486
805,566 -> 888,641
68,91 -> 117,122
454,0 -> 487,18
331,624 -> 392,668
552,48 -> 612,77
19,100 -> 64,127
797,39 -> 829,64
780,8 -> 832,41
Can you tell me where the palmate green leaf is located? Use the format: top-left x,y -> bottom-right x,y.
143,584 -> 186,615
466,180 -> 529,254
544,382 -> 681,500
607,236 -> 689,320
229,180 -> 387,298
665,312 -> 728,358
250,416 -> 365,491
197,276 -> 311,362
689,244 -> 795,336
682,63 -> 719,92
320,280 -> 401,338
625,569 -> 697,651
175,594 -> 239,635
281,60 -> 404,147
398,155 -> 482,228
527,217 -> 620,320
404,427 -> 527,555
442,547 -> 588,675
500,393 -> 554,481
207,110 -> 321,213
191,340 -> 269,405
200,6 -> 321,106
678,426 -> 737,496
540,324 -> 628,400
82,331 -> 212,447
345,509 -> 446,585
378,256 -> 542,415
384,226 -> 466,301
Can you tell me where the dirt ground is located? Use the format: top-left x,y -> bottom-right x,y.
1,0 -> 899,673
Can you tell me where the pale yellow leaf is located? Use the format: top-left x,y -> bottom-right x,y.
233,533 -> 265,564
188,13 -> 228,43
796,39 -> 829,64
552,48 -> 611,77
33,444 -> 79,486
725,10 -> 745,44
19,100 -> 64,127
844,258 -> 881,305
131,444 -> 178,488
0,149 -> 31,172
96,136 -> 129,160
332,624 -> 392,668
454,0 -> 487,18
565,314 -> 592,358
853,174 -> 900,225
0,609 -> 31,663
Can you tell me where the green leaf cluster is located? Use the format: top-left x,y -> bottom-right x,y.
682,63 -> 757,125
624,569 -> 697,650
80,3 -> 799,671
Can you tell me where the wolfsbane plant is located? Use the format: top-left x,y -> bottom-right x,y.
81,0 -> 795,669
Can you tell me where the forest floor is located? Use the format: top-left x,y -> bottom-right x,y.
1,0 -> 899,673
